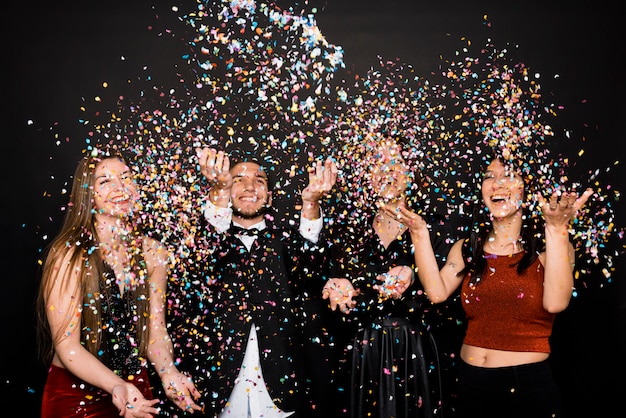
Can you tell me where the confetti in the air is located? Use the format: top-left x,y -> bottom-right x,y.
34,0 -> 622,301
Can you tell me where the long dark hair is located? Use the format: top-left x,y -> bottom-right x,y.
460,154 -> 545,286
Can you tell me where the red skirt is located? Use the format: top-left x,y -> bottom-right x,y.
41,364 -> 154,418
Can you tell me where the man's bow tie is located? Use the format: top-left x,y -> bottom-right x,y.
231,225 -> 261,236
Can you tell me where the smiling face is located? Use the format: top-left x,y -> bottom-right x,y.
230,161 -> 272,222
481,158 -> 524,218
92,157 -> 138,219
368,142 -> 410,202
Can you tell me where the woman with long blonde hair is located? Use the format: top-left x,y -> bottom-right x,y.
37,148 -> 201,417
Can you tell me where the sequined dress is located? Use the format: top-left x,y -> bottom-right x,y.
41,264 -> 153,417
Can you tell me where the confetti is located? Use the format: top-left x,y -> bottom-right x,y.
34,0 -> 623,308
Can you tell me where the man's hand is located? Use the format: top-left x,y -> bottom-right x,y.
322,278 -> 359,314
196,147 -> 232,190
301,157 -> 338,203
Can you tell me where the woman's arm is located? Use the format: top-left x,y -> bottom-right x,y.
382,204 -> 465,303
538,188 -> 593,313
144,239 -> 202,413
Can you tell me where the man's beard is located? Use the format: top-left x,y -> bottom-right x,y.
232,203 -> 271,219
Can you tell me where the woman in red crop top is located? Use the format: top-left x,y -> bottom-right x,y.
382,152 -> 593,418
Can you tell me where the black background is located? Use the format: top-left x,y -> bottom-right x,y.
2,1 -> 625,416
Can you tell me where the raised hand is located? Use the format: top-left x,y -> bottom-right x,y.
377,201 -> 428,234
196,147 -> 232,190
301,157 -> 338,203
538,188 -> 594,228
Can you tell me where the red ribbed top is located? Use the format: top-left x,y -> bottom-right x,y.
461,252 -> 555,353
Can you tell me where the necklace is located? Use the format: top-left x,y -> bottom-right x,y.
486,236 -> 522,255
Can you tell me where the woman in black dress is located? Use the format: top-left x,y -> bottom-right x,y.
323,138 -> 460,418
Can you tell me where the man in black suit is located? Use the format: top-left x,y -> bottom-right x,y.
167,147 -> 337,418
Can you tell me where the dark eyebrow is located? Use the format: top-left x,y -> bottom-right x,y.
234,171 -> 268,180
251,167 -> 268,179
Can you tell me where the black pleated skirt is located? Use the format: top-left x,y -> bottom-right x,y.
350,318 -> 442,418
